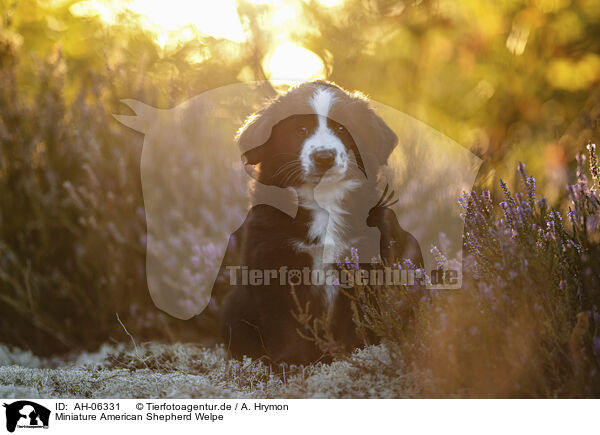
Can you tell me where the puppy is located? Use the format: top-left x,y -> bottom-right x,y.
219,81 -> 422,364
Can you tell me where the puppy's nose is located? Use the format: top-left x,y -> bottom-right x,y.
311,149 -> 336,171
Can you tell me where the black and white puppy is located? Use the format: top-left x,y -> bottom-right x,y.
219,81 -> 422,364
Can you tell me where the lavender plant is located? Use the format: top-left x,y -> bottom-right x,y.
302,146 -> 600,397
459,145 -> 600,394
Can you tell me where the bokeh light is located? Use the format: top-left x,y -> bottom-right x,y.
127,0 -> 246,42
70,0 -> 247,44
262,42 -> 327,83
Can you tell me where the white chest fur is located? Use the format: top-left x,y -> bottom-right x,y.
296,179 -> 360,304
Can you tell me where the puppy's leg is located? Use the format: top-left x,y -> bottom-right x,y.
220,288 -> 269,360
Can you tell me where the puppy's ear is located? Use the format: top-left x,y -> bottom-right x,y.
336,99 -> 398,168
367,110 -> 398,165
236,103 -> 277,166
242,142 -> 269,165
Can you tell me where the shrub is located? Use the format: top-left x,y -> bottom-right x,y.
0,49 -> 185,355
301,145 -> 600,397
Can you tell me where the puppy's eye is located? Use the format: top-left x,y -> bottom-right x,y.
297,126 -> 309,136
337,125 -> 346,132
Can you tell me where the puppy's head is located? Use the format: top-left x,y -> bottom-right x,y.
237,81 -> 397,188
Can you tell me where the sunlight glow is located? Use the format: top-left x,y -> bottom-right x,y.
70,0 -> 246,44
69,0 -> 121,25
67,0 -> 344,69
127,0 -> 246,42
317,0 -> 346,7
262,43 -> 326,83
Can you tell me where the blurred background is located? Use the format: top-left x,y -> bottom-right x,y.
0,0 -> 599,356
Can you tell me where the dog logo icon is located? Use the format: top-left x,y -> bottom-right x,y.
3,401 -> 50,432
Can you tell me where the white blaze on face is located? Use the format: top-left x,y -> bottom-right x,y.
296,87 -> 360,306
300,87 -> 349,177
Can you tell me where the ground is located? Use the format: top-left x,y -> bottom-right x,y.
0,343 -> 418,399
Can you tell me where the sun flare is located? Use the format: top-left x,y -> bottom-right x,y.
68,0 -> 333,82
127,0 -> 246,42
262,43 -> 327,83
70,0 -> 247,43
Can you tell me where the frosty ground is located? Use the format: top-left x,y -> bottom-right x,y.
0,343 -> 418,399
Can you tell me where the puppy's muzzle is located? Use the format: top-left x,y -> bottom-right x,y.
311,149 -> 337,173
